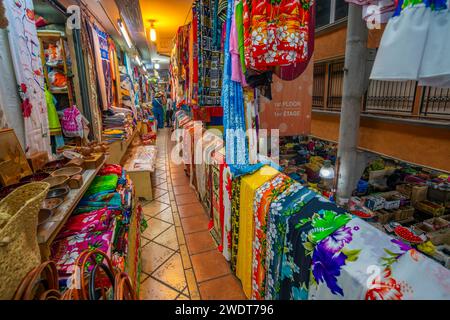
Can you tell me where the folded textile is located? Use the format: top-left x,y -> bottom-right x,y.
51,230 -> 113,275
85,174 -> 119,197
56,208 -> 116,240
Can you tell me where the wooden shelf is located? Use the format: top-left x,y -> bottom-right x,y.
37,159 -> 106,259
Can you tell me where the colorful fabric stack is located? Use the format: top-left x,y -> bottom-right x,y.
51,164 -> 142,289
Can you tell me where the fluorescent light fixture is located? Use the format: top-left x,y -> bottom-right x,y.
135,56 -> 142,66
150,28 -> 157,42
118,19 -> 133,49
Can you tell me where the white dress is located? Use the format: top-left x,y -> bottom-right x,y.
370,3 -> 432,81
419,1 -> 450,87
371,0 -> 450,88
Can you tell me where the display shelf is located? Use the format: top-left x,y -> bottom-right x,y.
37,159 -> 106,260
107,123 -> 141,165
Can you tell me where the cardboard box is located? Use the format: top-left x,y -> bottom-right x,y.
365,195 -> 385,211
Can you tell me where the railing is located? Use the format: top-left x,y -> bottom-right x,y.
312,59 -> 450,121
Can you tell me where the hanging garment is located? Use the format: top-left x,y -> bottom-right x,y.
222,0 -> 249,166
81,12 -> 102,141
244,88 -> 258,164
230,176 -> 242,272
195,0 -> 223,106
252,174 -> 294,300
222,164 -> 233,261
235,0 -> 246,75
230,1 -> 248,86
45,88 -> 62,135
274,2 -> 315,80
4,0 -> 51,157
371,0 -> 450,87
153,98 -> 165,129
265,183 -> 316,300
243,0 -> 313,70
345,0 -> 397,23
236,166 -> 278,298
279,196 -> 352,300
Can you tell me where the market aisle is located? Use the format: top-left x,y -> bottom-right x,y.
139,129 -> 246,300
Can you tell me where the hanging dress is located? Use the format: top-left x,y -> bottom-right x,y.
371,0 -> 450,87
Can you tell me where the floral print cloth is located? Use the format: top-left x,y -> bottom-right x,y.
308,218 -> 450,300
51,230 -> 113,275
252,174 -> 294,300
230,177 -> 242,272
221,163 -> 233,261
243,0 -> 313,70
4,0 -> 51,157
56,208 -> 116,240
279,196 -> 352,300
236,166 -> 278,298
265,183 -> 316,300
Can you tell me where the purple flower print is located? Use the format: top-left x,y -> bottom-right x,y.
312,242 -> 347,296
320,226 -> 353,254
391,238 -> 412,253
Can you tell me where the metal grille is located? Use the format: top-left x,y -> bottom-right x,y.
421,87 -> 450,118
364,80 -> 416,114
327,60 -> 344,110
313,63 -> 326,109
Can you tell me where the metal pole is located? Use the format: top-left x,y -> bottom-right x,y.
336,4 -> 368,204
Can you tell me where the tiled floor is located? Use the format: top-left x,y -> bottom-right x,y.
139,128 -> 246,300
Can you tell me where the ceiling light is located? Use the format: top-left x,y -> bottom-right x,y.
118,19 -> 133,49
147,20 -> 157,43
154,63 -> 160,70
135,56 -> 142,66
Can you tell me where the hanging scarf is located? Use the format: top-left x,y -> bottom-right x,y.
222,0 -> 249,166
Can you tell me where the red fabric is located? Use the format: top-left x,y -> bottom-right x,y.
99,164 -> 122,177
275,2 -> 315,80
243,0 -> 312,70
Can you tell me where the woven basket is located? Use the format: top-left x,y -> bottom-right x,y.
0,182 -> 50,300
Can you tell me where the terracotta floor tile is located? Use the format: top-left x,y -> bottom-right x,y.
142,201 -> 169,218
153,226 -> 179,251
173,185 -> 196,196
181,214 -> 210,234
152,253 -> 187,292
178,203 -> 206,218
155,193 -> 170,205
153,207 -> 174,224
140,276 -> 179,300
143,218 -> 172,240
185,231 -> 216,255
176,294 -> 190,300
172,178 -> 189,187
171,172 -> 188,180
191,251 -> 231,283
198,275 -> 246,300
152,188 -> 168,198
141,241 -> 174,274
176,193 -> 200,206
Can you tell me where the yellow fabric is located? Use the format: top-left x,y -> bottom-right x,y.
236,166 -> 279,298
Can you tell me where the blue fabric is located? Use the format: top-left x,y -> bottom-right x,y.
222,0 -> 248,166
153,98 -> 164,129
229,163 -> 265,178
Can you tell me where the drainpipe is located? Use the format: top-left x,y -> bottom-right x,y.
336,4 -> 368,205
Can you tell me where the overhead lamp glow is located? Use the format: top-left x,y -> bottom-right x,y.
154,62 -> 160,70
150,28 -> 157,42
135,56 -> 142,66
319,160 -> 335,180
118,19 -> 133,49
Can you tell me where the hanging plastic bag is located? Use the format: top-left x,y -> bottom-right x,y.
61,105 -> 84,138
